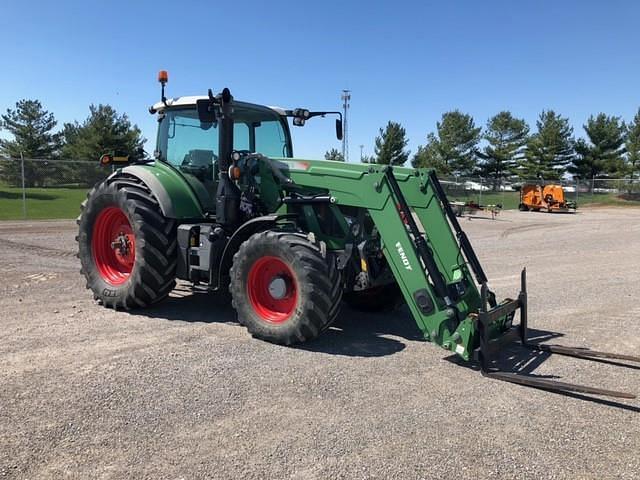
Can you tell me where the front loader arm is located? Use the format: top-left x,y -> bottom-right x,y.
279,160 -> 484,360
366,178 -> 481,360
276,159 -> 640,400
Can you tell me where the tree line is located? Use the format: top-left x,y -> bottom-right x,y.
0,99 -> 144,187
326,108 -> 640,190
3,98 -> 639,191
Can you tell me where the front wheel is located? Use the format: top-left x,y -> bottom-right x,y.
229,231 -> 342,345
77,175 -> 177,309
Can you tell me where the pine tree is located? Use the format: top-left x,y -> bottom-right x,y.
0,99 -> 62,186
478,111 -> 529,190
412,111 -> 480,175
569,113 -> 626,184
374,121 -> 410,165
521,110 -> 574,180
411,133 -> 448,173
61,104 -> 145,185
324,148 -> 345,162
624,108 -> 640,189
62,104 -> 144,160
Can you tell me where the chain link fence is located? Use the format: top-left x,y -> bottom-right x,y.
438,176 -> 640,211
0,158 -> 113,220
1,158 -> 639,220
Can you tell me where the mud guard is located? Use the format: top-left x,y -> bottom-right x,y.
119,163 -> 204,219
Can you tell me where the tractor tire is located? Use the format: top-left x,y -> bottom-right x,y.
77,174 -> 177,309
229,230 -> 342,345
343,283 -> 404,312
518,203 -> 529,211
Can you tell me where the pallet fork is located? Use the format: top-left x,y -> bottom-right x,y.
477,269 -> 639,399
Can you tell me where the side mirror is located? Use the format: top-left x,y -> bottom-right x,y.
336,118 -> 343,140
196,99 -> 217,123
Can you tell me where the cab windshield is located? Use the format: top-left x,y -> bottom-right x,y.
156,104 -> 292,168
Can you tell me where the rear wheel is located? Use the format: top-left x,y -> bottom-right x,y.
229,231 -> 342,345
77,175 -> 177,309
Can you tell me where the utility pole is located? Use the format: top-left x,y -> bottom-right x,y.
20,152 -> 26,219
341,90 -> 351,162
359,145 -> 364,162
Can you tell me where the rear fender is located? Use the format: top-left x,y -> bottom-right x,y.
118,163 -> 204,219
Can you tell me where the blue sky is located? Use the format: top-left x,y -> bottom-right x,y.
1,0 -> 639,161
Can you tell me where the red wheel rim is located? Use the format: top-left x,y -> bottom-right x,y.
91,207 -> 135,286
247,256 -> 298,324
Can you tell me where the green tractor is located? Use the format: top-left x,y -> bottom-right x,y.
77,73 -> 638,399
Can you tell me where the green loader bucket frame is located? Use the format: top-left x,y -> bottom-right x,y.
281,160 -> 640,400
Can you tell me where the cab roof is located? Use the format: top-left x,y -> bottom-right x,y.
151,96 -> 287,116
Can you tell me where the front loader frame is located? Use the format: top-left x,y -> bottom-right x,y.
280,160 -> 639,399
282,160 -> 485,360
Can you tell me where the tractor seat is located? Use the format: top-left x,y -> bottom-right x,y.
182,149 -> 217,167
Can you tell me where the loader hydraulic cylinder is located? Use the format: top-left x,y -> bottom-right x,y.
428,171 -> 487,285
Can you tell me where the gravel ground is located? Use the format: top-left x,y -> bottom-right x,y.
0,209 -> 639,480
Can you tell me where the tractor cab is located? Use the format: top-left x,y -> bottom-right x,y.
149,73 -> 341,218
152,97 -> 294,212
